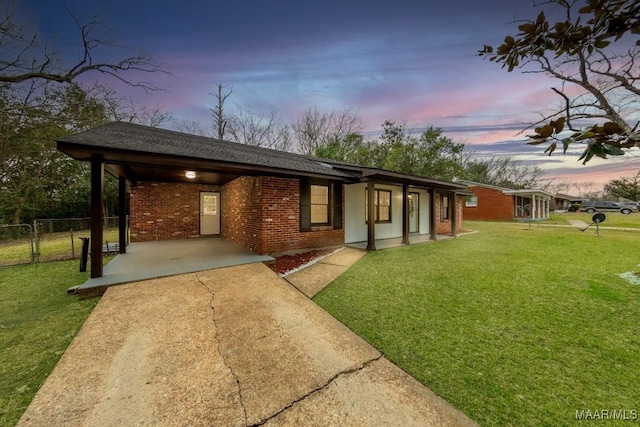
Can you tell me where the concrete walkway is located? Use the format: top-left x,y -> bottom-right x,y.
285,247 -> 367,298
19,254 -> 477,426
568,219 -> 589,229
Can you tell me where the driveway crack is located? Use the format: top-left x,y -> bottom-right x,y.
249,354 -> 383,426
196,273 -> 249,426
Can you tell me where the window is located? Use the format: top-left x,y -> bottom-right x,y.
440,194 -> 450,221
465,195 -> 478,207
365,189 -> 392,223
300,180 -> 342,231
310,185 -> 329,224
202,194 -> 217,214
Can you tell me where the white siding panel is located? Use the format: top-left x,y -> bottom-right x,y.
345,183 -> 367,243
345,183 -> 407,243
416,189 -> 431,235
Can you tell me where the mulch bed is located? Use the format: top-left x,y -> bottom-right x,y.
267,248 -> 335,276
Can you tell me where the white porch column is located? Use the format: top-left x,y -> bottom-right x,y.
546,197 -> 550,219
532,195 -> 537,219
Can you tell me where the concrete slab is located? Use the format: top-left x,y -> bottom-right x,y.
320,247 -> 367,267
19,272 -> 245,426
568,219 -> 589,229
348,234 -> 452,250
76,236 -> 273,298
286,247 -> 366,298
287,263 -> 349,298
19,262 -> 477,426
264,358 -> 477,427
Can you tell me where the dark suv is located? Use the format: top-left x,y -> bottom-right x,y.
579,200 -> 636,215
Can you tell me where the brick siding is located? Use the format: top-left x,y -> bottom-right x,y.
260,177 -> 344,254
130,176 -> 461,252
462,186 -> 514,221
222,176 -> 344,255
130,182 -> 220,241
220,176 -> 263,252
435,194 -> 465,234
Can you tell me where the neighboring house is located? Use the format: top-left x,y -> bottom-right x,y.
550,193 -> 582,211
461,181 -> 552,221
57,122 -> 467,278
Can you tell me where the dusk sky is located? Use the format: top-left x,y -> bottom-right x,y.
19,0 -> 640,191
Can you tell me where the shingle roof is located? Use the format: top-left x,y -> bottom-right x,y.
58,122 -> 354,179
59,122 -> 467,191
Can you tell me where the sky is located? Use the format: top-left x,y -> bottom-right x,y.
17,0 -> 640,192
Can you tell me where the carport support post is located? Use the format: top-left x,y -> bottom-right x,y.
429,189 -> 437,240
402,184 -> 410,245
90,156 -> 104,278
366,180 -> 376,251
450,191 -> 458,238
118,176 -> 127,254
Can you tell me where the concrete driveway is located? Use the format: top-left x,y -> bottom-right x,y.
19,262 -> 476,426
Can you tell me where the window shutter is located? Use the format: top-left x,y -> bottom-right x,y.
332,182 -> 343,229
300,179 -> 311,231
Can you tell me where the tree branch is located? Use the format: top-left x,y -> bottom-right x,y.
0,5 -> 167,91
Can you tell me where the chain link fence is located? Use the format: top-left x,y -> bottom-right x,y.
0,217 -> 126,267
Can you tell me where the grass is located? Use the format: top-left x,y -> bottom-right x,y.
315,221 -> 640,426
547,211 -> 640,228
0,261 -> 100,426
0,227 -> 120,266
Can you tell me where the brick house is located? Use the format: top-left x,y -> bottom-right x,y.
57,122 -> 467,278
461,181 -> 552,221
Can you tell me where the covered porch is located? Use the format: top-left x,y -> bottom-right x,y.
507,189 -> 553,220
347,233 -> 454,250
74,237 -> 274,298
340,168 -> 467,251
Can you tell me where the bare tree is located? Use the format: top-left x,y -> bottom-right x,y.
463,154 -> 544,189
211,83 -> 232,140
173,119 -> 209,136
573,182 -> 600,199
0,2 -> 165,90
92,84 -> 171,127
539,179 -> 572,195
293,107 -> 364,155
227,107 -> 293,151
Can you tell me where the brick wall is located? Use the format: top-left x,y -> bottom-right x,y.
259,177 -> 344,254
435,193 -> 465,234
221,176 -> 344,255
130,182 -> 220,241
221,176 -> 263,253
463,186 -> 514,221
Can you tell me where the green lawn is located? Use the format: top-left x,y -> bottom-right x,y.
0,227 -> 120,266
315,221 -> 640,426
548,211 -> 640,228
0,261 -> 99,426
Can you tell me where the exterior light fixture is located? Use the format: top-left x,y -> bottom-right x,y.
185,171 -> 196,179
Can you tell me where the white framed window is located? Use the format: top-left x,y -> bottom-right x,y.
365,189 -> 392,223
310,184 -> 329,224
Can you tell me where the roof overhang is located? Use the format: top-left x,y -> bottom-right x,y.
503,189 -> 554,197
58,141 -> 355,186
357,169 -> 467,191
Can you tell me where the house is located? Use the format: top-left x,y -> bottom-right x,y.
550,193 -> 583,211
57,122 -> 467,279
461,181 -> 552,221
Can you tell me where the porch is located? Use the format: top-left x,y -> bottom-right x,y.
74,237 -> 274,298
347,233 -> 454,250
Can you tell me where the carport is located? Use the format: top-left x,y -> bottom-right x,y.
74,237 -> 273,298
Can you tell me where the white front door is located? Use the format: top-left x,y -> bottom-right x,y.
200,192 -> 220,235
409,192 -> 419,233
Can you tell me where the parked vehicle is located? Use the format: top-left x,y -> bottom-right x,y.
579,200 -> 636,215
621,201 -> 640,209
